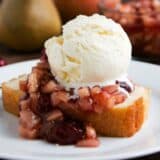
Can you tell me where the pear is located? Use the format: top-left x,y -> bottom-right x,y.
54,0 -> 99,23
0,0 -> 61,51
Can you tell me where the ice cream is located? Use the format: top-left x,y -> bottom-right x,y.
45,14 -> 132,90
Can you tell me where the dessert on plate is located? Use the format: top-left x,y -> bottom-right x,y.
2,14 -> 150,147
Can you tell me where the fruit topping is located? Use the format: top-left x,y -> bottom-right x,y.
112,91 -> 127,104
92,91 -> 111,111
78,97 -> 93,111
46,109 -> 63,121
41,80 -> 61,93
85,125 -> 96,139
19,109 -> 41,139
78,87 -> 90,98
19,61 -> 133,147
40,120 -> 85,145
51,91 -> 69,106
102,85 -> 118,94
37,93 -> 52,114
76,138 -> 100,147
91,86 -> 101,95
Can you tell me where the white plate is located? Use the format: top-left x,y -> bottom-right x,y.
0,60 -> 160,160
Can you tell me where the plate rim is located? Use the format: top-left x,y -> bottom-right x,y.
0,145 -> 160,160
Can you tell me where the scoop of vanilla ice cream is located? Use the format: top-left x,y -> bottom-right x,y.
45,14 -> 132,90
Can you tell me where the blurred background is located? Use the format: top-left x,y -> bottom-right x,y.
0,0 -> 160,66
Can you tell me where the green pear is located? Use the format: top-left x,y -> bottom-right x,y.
0,0 -> 61,51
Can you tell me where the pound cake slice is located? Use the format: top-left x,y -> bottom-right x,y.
2,75 -> 27,116
2,76 -> 150,137
59,86 -> 150,137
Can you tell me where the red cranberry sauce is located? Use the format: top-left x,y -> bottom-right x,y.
40,119 -> 85,145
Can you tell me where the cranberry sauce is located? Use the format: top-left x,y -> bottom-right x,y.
40,119 -> 85,145
37,93 -> 53,114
